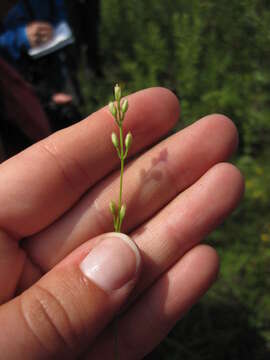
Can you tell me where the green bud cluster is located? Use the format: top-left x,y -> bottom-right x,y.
109,102 -> 117,117
108,84 -> 132,232
114,84 -> 121,101
111,132 -> 118,148
125,132 -> 132,150
121,99 -> 128,114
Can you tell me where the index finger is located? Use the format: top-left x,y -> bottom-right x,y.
0,88 -> 179,237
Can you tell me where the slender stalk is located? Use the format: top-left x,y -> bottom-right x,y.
117,125 -> 124,232
108,85 -> 132,359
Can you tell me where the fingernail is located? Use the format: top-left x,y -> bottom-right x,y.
80,233 -> 141,292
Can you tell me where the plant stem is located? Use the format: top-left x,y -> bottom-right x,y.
109,85 -> 131,360
117,124 -> 124,232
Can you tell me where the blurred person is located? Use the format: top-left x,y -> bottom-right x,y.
65,0 -> 102,78
0,1 -> 17,20
0,56 -> 51,159
0,0 -> 82,131
0,0 -> 65,65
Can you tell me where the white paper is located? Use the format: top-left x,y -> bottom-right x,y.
28,22 -> 74,59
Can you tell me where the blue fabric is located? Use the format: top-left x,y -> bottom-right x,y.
0,0 -> 66,60
0,26 -> 29,60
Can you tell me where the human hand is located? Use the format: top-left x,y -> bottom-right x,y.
26,21 -> 53,47
52,92 -> 73,105
0,88 -> 244,359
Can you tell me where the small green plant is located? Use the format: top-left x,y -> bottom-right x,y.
109,84 -> 132,233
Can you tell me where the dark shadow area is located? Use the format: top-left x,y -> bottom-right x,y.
0,0 -> 102,160
145,300 -> 270,360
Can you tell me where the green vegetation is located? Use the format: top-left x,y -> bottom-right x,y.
81,1 -> 270,358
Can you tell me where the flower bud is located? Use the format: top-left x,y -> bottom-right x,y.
109,200 -> 116,215
111,132 -> 119,148
114,84 -> 121,101
109,101 -> 116,117
121,99 -> 128,114
125,132 -> 133,150
119,204 -> 126,221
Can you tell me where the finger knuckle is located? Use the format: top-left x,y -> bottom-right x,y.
38,139 -> 90,196
20,284 -> 79,356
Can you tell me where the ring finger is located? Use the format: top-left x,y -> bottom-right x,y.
26,114 -> 239,271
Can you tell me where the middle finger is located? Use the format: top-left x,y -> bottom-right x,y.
26,115 -> 238,271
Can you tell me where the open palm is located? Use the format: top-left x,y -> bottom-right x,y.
0,88 -> 243,359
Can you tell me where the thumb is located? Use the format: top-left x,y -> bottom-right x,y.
0,233 -> 141,359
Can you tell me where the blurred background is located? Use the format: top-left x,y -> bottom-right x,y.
0,0 -> 270,359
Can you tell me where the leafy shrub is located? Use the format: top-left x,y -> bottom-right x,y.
79,0 -> 270,357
